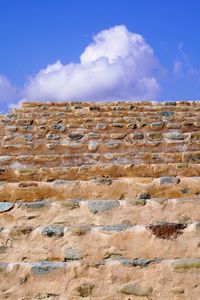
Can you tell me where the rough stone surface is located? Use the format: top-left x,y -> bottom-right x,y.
1,101 -> 200,299
120,283 -> 153,296
63,247 -> 83,261
88,200 -> 119,213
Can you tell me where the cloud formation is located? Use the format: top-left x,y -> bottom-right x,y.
24,25 -> 160,102
173,43 -> 199,79
0,75 -> 16,111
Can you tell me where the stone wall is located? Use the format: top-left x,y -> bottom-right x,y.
0,101 -> 200,299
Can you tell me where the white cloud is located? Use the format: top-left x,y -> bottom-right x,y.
0,75 -> 15,107
24,25 -> 160,102
173,60 -> 183,78
173,43 -> 199,80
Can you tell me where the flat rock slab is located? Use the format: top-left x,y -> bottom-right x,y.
0,202 -> 14,213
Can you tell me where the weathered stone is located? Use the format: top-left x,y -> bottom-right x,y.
0,246 -> 8,253
121,283 -> 153,296
172,258 -> 200,270
41,225 -> 64,237
165,101 -> 176,106
47,134 -> 60,140
0,202 -> 14,213
148,223 -> 186,239
158,111 -> 174,116
138,192 -> 151,200
17,200 -> 50,209
62,141 -> 80,147
94,176 -> 112,185
88,200 -> 119,213
104,153 -> 114,160
88,141 -> 99,151
87,132 -> 99,139
68,133 -> 83,140
64,247 -> 83,261
178,214 -> 192,224
52,124 -> 65,131
166,123 -> 181,129
31,261 -> 65,274
149,132 -> 162,141
70,226 -> 90,236
0,156 -> 12,162
165,132 -> 185,140
98,224 -> 131,232
77,283 -> 95,297
126,123 -> 136,129
111,123 -> 124,128
107,141 -> 120,148
160,176 -> 180,185
132,133 -> 144,139
89,106 -> 100,111
121,258 -> 161,267
150,122 -> 164,130
96,123 -> 107,130
9,226 -> 33,239
62,199 -> 80,209
110,133 -> 126,139
172,287 -> 185,295
0,262 -> 8,272
18,182 -> 38,188
191,132 -> 200,139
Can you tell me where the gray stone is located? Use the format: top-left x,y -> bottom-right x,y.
31,261 -> 65,274
88,200 -> 119,213
132,133 -> 144,139
160,176 -> 180,185
23,134 -> 33,141
98,224 -> 131,232
138,192 -> 151,200
62,199 -> 80,209
158,111 -> 174,116
64,247 -> 83,261
87,132 -> 100,139
41,225 -> 64,237
150,122 -> 164,130
96,123 -> 107,130
172,258 -> 200,270
121,258 -> 161,267
52,124 -> 65,131
53,180 -> 72,186
165,101 -> 176,106
0,202 -> 14,213
17,200 -> 50,209
68,133 -> 83,140
0,262 -> 8,272
165,132 -> 185,140
47,134 -> 60,140
166,123 -> 181,129
121,283 -> 153,296
0,156 -> 12,162
111,123 -> 124,128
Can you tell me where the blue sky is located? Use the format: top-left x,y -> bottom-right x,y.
0,0 -> 200,112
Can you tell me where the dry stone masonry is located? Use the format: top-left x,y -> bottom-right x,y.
1,101 -> 200,299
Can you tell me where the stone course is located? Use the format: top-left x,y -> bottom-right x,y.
1,101 -> 200,299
